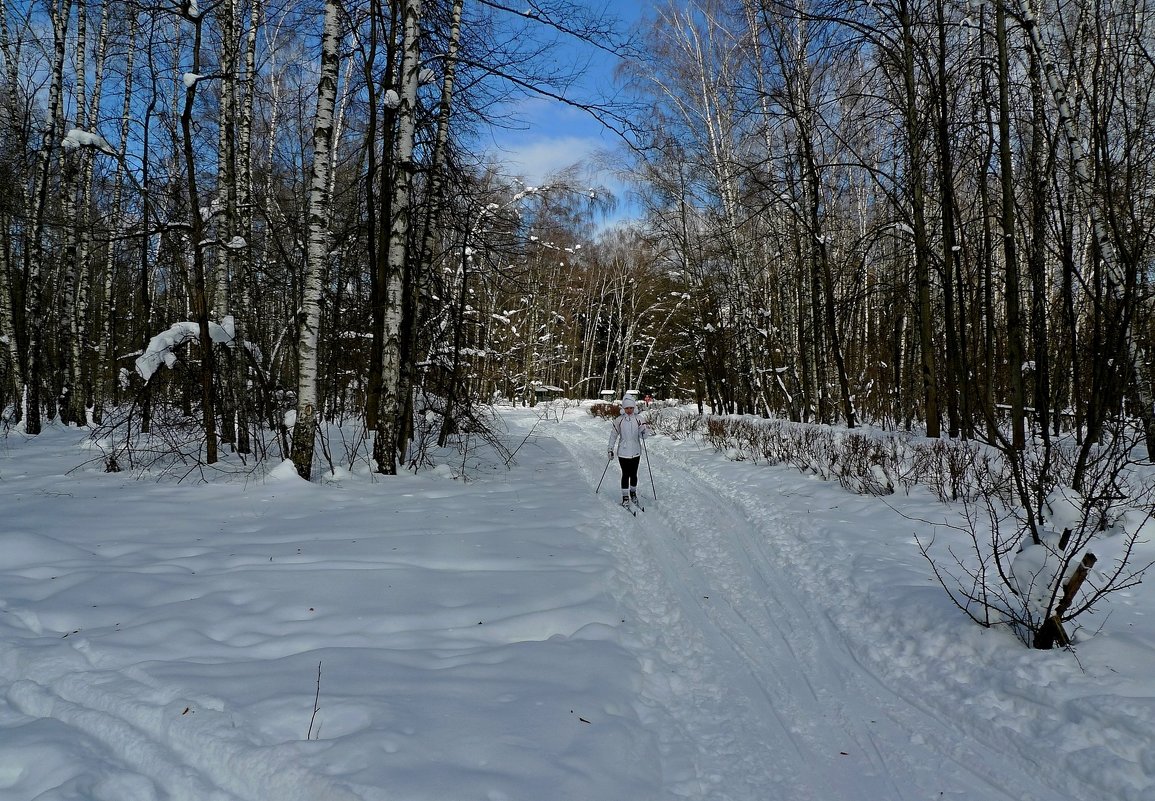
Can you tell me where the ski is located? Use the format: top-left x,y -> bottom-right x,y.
631,496 -> 645,513
619,499 -> 637,517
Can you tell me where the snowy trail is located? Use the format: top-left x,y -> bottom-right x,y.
5,413 -> 1147,800
548,413 -> 1072,801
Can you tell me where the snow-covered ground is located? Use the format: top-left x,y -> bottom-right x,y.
2,404 -> 1154,801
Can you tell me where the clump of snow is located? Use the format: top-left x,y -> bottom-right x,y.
267,458 -> 305,481
61,128 -> 117,154
135,320 -> 235,381
428,463 -> 456,480
1043,486 -> 1085,533
1009,530 -> 1068,619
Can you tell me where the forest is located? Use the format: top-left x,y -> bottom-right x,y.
0,0 -> 1152,482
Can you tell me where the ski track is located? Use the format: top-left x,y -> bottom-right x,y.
550,417 -> 1080,801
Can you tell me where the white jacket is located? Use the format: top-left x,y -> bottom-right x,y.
609,413 -> 648,459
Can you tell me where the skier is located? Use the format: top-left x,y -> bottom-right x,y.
607,395 -> 649,507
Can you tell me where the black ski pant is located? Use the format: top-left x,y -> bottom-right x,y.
618,455 -> 641,493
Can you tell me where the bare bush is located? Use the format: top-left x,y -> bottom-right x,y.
920,428 -> 1155,648
86,399 -> 279,481
671,408 -> 1154,649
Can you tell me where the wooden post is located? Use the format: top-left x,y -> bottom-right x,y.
1034,552 -> 1097,649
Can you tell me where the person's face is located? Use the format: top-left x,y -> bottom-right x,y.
625,406 -> 634,414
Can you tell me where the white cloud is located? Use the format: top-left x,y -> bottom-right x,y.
492,134 -> 604,184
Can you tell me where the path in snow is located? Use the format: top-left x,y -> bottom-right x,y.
547,412 -> 1072,801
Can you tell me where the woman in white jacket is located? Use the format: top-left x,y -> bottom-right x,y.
608,396 -> 648,506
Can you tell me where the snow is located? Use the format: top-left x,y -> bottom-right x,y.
2,406 -> 1155,800
61,128 -> 116,155
135,319 -> 236,381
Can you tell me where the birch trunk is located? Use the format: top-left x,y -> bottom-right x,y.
374,0 -> 421,475
100,5 -> 137,421
0,2 -> 25,418
420,0 -> 464,445
290,0 -> 342,480
65,0 -> 110,426
232,0 -> 259,454
55,0 -> 87,425
364,0 -> 396,433
23,0 -> 73,435
215,0 -> 241,450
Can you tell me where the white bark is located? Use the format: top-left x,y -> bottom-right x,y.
0,10 -> 25,405
23,0 -> 73,434
214,0 -> 237,321
100,5 -> 137,418
291,0 -> 342,480
376,0 -> 422,474
55,0 -> 87,425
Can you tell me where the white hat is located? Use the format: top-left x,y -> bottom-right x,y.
621,396 -> 637,409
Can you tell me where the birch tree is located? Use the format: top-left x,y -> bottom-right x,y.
290,0 -> 343,480
214,0 -> 246,452
0,2 -> 27,421
22,0 -> 72,436
374,0 -> 422,475
98,3 -> 138,422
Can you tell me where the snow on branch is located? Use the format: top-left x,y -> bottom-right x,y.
62,128 -> 117,155
136,318 -> 235,381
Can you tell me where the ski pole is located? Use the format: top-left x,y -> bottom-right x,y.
596,454 -> 612,493
642,437 -> 657,499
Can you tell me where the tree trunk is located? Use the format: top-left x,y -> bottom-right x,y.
374,0 -> 422,474
899,0 -> 939,438
291,0 -> 342,480
57,0 -> 87,426
215,0 -> 241,450
934,0 -> 963,439
1014,0 -> 1155,453
997,0 -> 1026,450
23,0 -> 73,435
365,0 -> 400,432
232,0 -> 260,455
179,8 -> 218,464
0,1 -> 27,420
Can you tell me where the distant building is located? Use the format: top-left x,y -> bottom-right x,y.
534,384 -> 565,401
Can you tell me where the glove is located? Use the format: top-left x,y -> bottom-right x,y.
608,450 -> 614,461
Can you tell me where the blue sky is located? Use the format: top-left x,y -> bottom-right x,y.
481,2 -> 653,202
